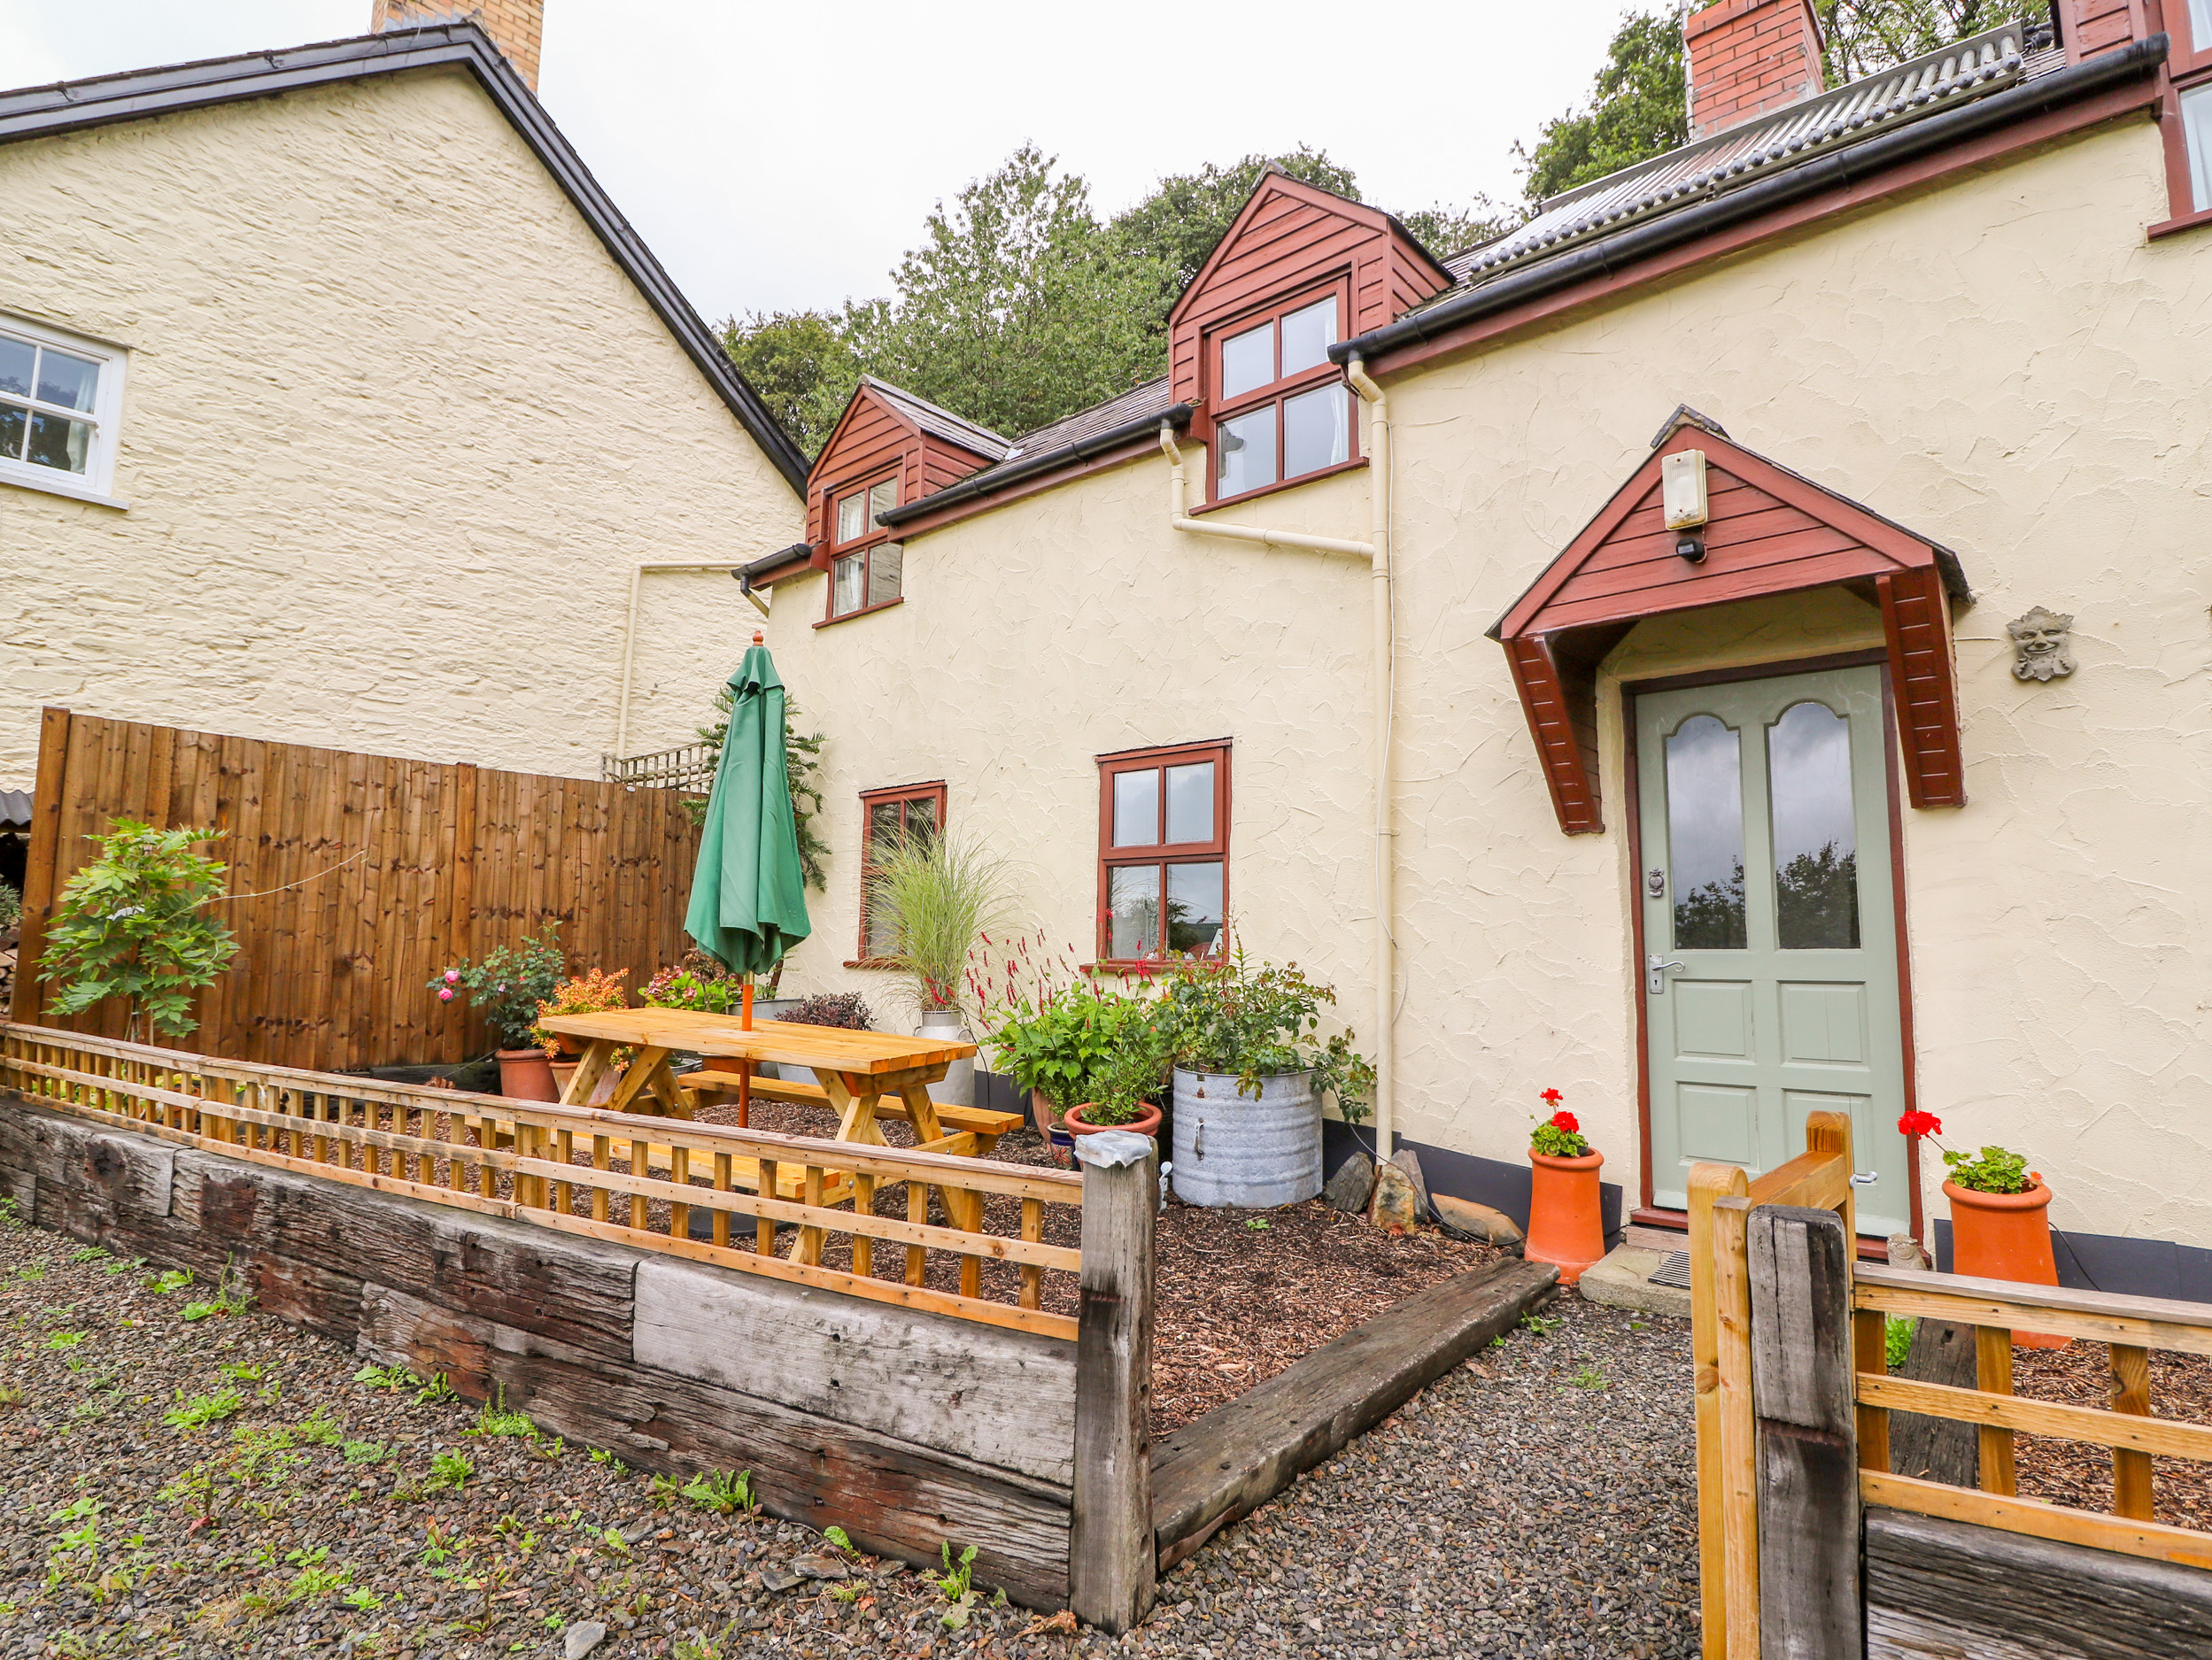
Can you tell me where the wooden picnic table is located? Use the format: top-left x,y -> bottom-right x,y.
535,1007 -> 1002,1222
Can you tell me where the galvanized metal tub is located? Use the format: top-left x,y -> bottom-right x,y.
1170,1067 -> 1321,1208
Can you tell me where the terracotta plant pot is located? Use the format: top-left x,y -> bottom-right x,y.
1063,1100 -> 1163,1139
1525,1147 -> 1606,1286
1030,1089 -> 1063,1139
1945,1177 -> 2069,1348
498,1047 -> 560,1102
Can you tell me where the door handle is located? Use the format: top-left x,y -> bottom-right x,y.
1852,1171 -> 1879,1186
1647,954 -> 1686,995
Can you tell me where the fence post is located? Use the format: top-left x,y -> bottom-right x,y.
12,706 -> 72,1026
1749,1204 -> 1861,1660
1690,1160 -> 1752,1658
1070,1131 -> 1157,1633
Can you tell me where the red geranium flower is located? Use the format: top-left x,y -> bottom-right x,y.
1550,1110 -> 1579,1134
1539,1088 -> 1563,1108
1898,1109 -> 1942,1139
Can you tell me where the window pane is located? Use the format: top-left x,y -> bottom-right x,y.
25,413 -> 89,475
1164,761 -> 1214,843
868,799 -> 904,858
0,338 -> 31,399
1282,384 -> 1350,479
865,895 -> 897,958
2185,82 -> 2212,213
904,794 -> 937,844
1219,321 -> 1273,400
1108,865 -> 1161,959
1215,406 -> 1276,498
0,404 -> 24,460
35,349 -> 97,413
1112,768 -> 1158,847
1279,296 -> 1337,378
1666,714 -> 1747,950
831,552 -> 864,615
868,542 -> 902,607
869,477 -> 897,520
1768,701 -> 1860,950
1166,861 -> 1224,954
2193,0 -> 2212,48
836,491 -> 865,544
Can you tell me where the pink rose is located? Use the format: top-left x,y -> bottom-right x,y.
438,987 -> 455,1002
445,969 -> 460,984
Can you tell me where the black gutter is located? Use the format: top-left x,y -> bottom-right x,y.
0,26 -> 813,497
1331,37 -> 2167,369
876,403 -> 1195,529
739,542 -> 813,590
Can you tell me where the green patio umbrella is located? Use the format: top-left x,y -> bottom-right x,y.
684,636 -> 811,984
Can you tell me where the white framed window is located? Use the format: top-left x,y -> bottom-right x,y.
0,315 -> 127,506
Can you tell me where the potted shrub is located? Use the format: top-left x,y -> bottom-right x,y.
533,968 -> 631,1101
1150,943 -> 1373,1208
1062,1024 -> 1167,1141
977,971 -> 1145,1148
1524,1090 -> 1605,1285
429,928 -> 564,1101
867,829 -> 1016,1108
1904,1110 -> 2067,1347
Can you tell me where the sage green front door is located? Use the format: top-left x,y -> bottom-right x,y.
1636,665 -> 1908,1236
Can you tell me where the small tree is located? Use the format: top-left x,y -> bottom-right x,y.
38,820 -> 240,1042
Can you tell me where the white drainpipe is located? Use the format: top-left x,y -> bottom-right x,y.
615,561 -> 764,760
1159,358 -> 1397,1159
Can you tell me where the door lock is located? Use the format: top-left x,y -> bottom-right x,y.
1646,954 -> 1685,995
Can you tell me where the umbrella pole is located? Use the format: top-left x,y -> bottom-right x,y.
738,976 -> 755,1128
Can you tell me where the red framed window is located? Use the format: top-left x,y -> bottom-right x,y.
856,781 -> 944,961
1096,742 -> 1229,962
823,472 -> 902,622
1207,281 -> 1356,505
2153,0 -> 2212,231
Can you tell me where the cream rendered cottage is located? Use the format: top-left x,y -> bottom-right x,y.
754,0 -> 2212,1293
0,4 -> 805,790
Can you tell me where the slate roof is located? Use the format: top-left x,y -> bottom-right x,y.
0,25 -> 809,494
1439,21 -> 2052,293
947,378 -> 1178,495
860,377 -> 1015,462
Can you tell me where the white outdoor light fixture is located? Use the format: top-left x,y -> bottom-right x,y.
1662,448 -> 1709,563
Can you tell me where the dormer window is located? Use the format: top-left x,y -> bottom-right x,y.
1210,287 -> 1352,502
825,474 -> 901,621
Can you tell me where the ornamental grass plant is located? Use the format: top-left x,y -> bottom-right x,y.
865,829 -> 1017,1016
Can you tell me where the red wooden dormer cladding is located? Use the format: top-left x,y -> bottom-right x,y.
797,382 -> 1001,564
1491,420 -> 1971,833
1168,172 -> 1452,437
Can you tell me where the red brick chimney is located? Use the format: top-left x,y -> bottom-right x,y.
371,1 -> 545,92
1685,0 -> 1825,141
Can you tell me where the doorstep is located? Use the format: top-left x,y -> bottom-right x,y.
1576,1244 -> 1692,1319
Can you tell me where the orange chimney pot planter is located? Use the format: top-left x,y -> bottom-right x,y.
1945,1176 -> 2069,1348
1526,1148 -> 1607,1285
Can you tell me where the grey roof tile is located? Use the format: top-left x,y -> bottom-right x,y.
860,376 -> 1015,461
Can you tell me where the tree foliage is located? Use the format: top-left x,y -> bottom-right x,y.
718,308 -> 858,460
1103,145 -> 1360,303
1519,10 -> 1690,204
1817,0 -> 2013,82
38,820 -> 240,1041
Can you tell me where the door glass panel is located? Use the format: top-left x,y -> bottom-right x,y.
1768,700 -> 1860,949
1111,768 -> 1158,847
1219,321 -> 1273,400
1165,861 -> 1224,953
1215,406 -> 1276,497
1281,384 -> 1349,478
1667,714 -> 1747,949
1164,761 -> 1213,843
1108,866 -> 1161,958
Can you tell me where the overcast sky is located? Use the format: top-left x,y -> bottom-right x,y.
4,2 -> 1630,325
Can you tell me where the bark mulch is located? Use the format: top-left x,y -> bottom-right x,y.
701,1103 -> 1503,1435
2008,1338 -> 2212,1529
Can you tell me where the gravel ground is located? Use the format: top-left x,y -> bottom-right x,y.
0,1204 -> 1699,1659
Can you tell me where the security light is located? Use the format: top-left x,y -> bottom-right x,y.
1661,449 -> 1708,529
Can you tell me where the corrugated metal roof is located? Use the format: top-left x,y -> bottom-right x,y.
942,378 -> 1177,496
0,791 -> 31,830
1440,21 -> 2051,297
861,376 -> 1015,461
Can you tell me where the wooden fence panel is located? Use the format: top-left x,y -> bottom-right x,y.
6,709 -> 701,1071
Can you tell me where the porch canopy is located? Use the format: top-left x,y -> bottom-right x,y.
1489,411 -> 1971,834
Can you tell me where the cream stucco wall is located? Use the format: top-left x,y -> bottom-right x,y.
772,110 -> 2212,1255
0,66 -> 798,786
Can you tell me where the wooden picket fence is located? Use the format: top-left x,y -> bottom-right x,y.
0,1023 -> 1083,1340
1693,1112 -> 2212,1658
10,708 -> 703,1070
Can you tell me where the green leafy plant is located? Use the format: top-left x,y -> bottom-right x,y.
679,1469 -> 760,1515
415,1372 -> 458,1405
294,1410 -> 342,1448
1567,1363 -> 1608,1391
37,819 -> 241,1041
46,1331 -> 85,1349
1529,1089 -> 1591,1158
1149,935 -> 1375,1120
974,962 -> 1149,1117
344,1587 -> 385,1612
1897,1110 -> 2034,1195
866,827 -> 1017,1015
147,1268 -> 192,1294
342,1440 -> 390,1466
429,927 -> 565,1050
0,1194 -> 22,1231
352,1363 -> 416,1392
1885,1314 -> 1918,1370
640,956 -> 746,1017
468,1388 -> 535,1439
70,1246 -> 108,1263
427,1450 -> 474,1492
1073,1024 -> 1169,1127
934,1540 -> 980,1629
162,1388 -> 244,1430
